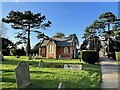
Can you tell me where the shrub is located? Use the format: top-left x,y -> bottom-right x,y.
81,50 -> 99,64
2,50 -> 10,56
10,48 -> 16,56
46,63 -> 62,68
115,52 -> 120,61
10,48 -> 26,56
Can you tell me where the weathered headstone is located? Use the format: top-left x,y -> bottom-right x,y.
28,54 -> 32,60
16,55 -> 20,58
0,51 -> 3,61
2,55 -> 4,61
32,53 -> 35,60
64,64 -> 82,70
0,55 -> 3,61
0,56 -> 1,61
15,61 -> 31,88
38,60 -> 44,68
35,54 -> 38,59
64,64 -> 68,69
58,82 -> 64,90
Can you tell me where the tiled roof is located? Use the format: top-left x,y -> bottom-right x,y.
52,37 -> 72,41
41,40 -> 49,46
54,40 -> 71,46
40,37 -> 73,47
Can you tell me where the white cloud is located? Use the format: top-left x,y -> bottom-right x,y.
15,0 -> 19,2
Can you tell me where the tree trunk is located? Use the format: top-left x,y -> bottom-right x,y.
27,26 -> 31,56
107,23 -> 110,55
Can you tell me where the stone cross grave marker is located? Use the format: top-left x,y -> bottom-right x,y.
15,61 -> 31,88
64,64 -> 82,70
58,82 -> 64,90
38,60 -> 44,68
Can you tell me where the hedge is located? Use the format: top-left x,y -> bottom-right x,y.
81,50 -> 99,64
111,52 -> 116,60
10,48 -> 26,56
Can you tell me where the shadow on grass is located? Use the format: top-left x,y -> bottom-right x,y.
2,59 -> 19,65
2,77 -> 16,83
2,58 -> 39,67
29,62 -> 100,73
2,57 -> 100,73
2,69 -> 14,72
27,79 -> 99,89
81,63 -> 100,72
30,71 -> 56,74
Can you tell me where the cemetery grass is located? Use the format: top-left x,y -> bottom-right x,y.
1,56 -> 101,88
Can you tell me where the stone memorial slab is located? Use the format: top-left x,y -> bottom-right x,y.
64,64 -> 82,70
15,61 -> 31,88
38,60 -> 44,68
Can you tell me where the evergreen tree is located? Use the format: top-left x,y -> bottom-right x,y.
2,10 -> 51,56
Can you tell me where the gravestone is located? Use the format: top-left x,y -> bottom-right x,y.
0,56 -> 1,61
16,55 -> 20,58
35,54 -> 38,59
0,55 -> 3,61
38,60 -> 44,68
64,64 -> 68,69
64,64 -> 82,70
28,54 -> 32,60
58,82 -> 64,90
15,61 -> 31,88
32,53 -> 35,60
2,55 -> 4,61
0,51 -> 3,61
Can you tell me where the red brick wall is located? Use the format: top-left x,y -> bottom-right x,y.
40,46 -> 73,59
56,46 -> 71,59
48,53 -> 54,58
46,41 -> 56,58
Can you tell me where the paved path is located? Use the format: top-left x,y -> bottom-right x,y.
100,56 -> 120,89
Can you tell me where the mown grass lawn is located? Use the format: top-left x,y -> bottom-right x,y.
1,56 -> 101,88
118,61 -> 120,64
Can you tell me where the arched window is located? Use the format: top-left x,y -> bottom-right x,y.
48,45 -> 50,53
42,48 -> 45,53
51,45 -> 52,53
48,44 -> 52,53
64,47 -> 68,54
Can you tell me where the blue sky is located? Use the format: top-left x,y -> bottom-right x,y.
2,2 -> 118,48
